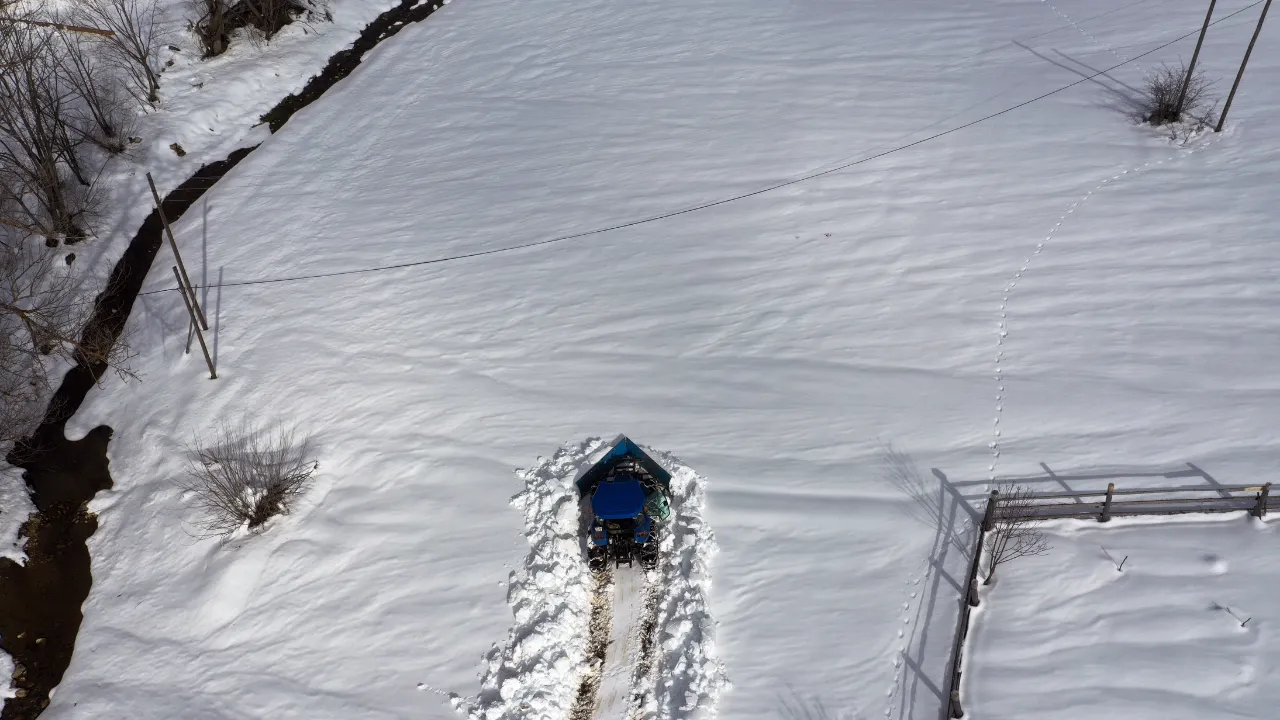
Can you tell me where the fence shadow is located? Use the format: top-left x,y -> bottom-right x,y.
778,686 -> 864,720
950,461 -> 1225,500
877,444 -> 978,720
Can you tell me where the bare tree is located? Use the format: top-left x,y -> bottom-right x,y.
0,239 -> 134,453
72,0 -> 166,105
55,31 -> 135,153
1142,61 -> 1214,126
178,422 -> 318,537
0,19 -> 99,241
983,483 -> 1051,585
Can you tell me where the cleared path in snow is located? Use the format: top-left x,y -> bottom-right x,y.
592,565 -> 652,720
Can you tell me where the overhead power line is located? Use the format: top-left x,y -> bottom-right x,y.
142,0 -> 1266,298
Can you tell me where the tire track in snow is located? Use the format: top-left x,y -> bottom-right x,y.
570,569 -> 616,720
989,133 -> 1226,481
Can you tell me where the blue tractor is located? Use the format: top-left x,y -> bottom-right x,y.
577,436 -> 672,570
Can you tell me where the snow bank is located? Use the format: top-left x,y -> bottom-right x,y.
967,515 -> 1280,719
0,465 -> 31,565
458,440 -> 599,720
648,450 -> 727,720
0,464 -> 33,702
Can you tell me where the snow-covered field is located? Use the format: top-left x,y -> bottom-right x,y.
968,515 -> 1279,719
14,0 -> 1280,716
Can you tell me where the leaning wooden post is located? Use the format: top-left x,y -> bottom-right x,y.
148,172 -> 209,330
1253,482 -> 1272,518
1176,0 -> 1218,118
949,689 -> 964,718
1216,0 -> 1273,132
1100,482 -> 1116,522
173,267 -> 216,379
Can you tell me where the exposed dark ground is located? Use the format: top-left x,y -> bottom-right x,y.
0,0 -> 450,716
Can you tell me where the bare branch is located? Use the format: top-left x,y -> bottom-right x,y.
1142,61 -> 1215,127
72,0 -> 166,105
0,239 -> 135,453
984,483 -> 1051,585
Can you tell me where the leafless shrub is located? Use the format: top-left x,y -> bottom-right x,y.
983,483 -> 1051,585
190,0 -> 308,57
231,0 -> 301,45
0,239 -> 134,454
190,0 -> 229,57
1142,61 -> 1214,126
178,422 -> 318,537
72,0 -> 167,106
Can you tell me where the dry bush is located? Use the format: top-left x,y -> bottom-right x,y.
1142,61 -> 1214,126
983,483 -> 1051,585
190,0 -> 229,56
72,0 -> 167,106
191,0 -> 308,57
237,0 -> 307,42
179,422 -> 318,537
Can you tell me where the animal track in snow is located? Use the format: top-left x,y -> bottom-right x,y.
1039,0 -> 1137,70
989,133 -> 1225,481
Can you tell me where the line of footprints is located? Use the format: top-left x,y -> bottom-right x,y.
990,134 -> 1223,481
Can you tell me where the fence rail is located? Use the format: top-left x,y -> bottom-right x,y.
942,480 -> 1271,718
995,481 -> 1272,522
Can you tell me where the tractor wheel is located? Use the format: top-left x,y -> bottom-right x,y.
587,546 -> 607,572
639,545 -> 659,570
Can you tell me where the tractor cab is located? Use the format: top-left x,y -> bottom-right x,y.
577,436 -> 672,569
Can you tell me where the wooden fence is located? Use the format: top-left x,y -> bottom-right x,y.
943,480 -> 1272,718
996,481 -> 1273,522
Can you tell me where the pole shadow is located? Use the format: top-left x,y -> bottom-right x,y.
213,267 -> 223,370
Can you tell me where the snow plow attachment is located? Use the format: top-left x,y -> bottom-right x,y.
578,436 -> 672,570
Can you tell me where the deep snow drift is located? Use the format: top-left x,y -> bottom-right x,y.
968,515 -> 1279,719
24,0 -> 1280,717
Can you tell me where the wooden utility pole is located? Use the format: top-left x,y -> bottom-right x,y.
1176,0 -> 1217,118
1216,0 -> 1273,132
146,172 -> 209,330
173,267 -> 216,379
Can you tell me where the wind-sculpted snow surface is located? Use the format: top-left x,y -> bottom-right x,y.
459,440 -> 724,720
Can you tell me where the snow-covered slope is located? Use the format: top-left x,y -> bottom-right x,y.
43,0 -> 1280,717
